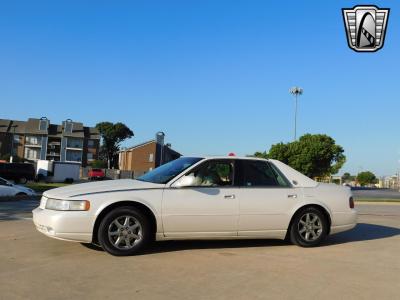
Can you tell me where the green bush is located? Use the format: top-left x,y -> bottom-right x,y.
89,159 -> 108,168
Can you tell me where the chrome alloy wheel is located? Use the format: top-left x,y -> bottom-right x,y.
108,216 -> 143,249
297,213 -> 323,242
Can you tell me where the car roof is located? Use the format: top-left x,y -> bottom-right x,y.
186,156 -> 269,161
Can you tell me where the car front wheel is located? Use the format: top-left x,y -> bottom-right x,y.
98,206 -> 151,256
289,207 -> 328,247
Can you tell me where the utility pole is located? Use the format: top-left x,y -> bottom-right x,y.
9,125 -> 17,162
289,87 -> 303,141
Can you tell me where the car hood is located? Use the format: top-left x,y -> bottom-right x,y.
43,179 -> 164,199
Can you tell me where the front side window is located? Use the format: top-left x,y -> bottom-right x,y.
177,160 -> 234,187
239,160 -> 290,187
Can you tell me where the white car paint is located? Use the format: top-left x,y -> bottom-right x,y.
32,157 -> 357,244
0,177 -> 36,197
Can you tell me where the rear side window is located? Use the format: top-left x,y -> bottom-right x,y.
239,160 -> 290,187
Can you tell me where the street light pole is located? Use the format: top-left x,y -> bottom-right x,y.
289,87 -> 303,141
10,125 -> 17,162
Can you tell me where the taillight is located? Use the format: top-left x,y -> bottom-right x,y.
349,197 -> 354,209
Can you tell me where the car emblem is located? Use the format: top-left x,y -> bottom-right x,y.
342,5 -> 390,52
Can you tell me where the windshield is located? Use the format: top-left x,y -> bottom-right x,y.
137,157 -> 203,184
0,177 -> 11,185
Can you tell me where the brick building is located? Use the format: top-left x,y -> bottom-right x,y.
0,117 -> 100,166
118,132 -> 181,175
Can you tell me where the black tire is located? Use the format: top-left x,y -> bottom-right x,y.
16,192 -> 27,196
18,177 -> 27,184
36,174 -> 45,182
97,206 -> 151,256
289,207 -> 328,247
65,178 -> 74,184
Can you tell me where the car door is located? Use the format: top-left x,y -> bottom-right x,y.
0,178 -> 16,197
236,159 -> 301,237
162,159 -> 239,237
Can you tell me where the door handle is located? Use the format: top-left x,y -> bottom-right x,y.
224,194 -> 235,199
287,194 -> 297,198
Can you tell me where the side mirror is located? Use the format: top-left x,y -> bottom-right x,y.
172,175 -> 196,188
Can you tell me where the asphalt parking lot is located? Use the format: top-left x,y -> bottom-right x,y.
0,200 -> 399,300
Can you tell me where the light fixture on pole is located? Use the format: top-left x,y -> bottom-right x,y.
289,87 -> 303,141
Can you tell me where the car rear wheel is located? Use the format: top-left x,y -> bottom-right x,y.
289,207 -> 328,247
98,206 -> 151,256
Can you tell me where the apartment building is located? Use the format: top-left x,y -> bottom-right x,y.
118,132 -> 181,175
0,117 -> 100,166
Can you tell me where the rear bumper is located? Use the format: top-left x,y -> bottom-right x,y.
32,207 -> 93,243
330,209 -> 358,234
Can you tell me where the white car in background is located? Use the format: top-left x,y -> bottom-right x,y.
33,157 -> 357,256
0,177 -> 36,197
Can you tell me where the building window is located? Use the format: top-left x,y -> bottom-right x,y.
24,148 -> 40,160
66,150 -> 82,162
87,153 -> 93,160
67,138 -> 83,148
25,135 -> 42,146
149,153 -> 154,162
39,118 -> 49,131
88,139 -> 94,147
64,120 -> 73,134
13,134 -> 19,143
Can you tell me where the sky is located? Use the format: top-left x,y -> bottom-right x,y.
1,1 -> 399,176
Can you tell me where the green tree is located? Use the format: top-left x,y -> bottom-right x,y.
255,134 -> 346,178
356,171 -> 377,186
341,172 -> 354,182
96,122 -> 134,168
0,154 -> 24,162
342,172 -> 351,181
88,159 -> 108,169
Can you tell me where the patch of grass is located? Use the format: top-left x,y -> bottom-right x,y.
25,182 -> 70,193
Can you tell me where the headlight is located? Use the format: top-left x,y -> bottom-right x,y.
45,199 -> 90,211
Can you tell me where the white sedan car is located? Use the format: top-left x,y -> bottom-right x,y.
33,157 -> 357,256
0,177 -> 36,197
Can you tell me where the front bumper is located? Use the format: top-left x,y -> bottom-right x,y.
32,207 -> 94,243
